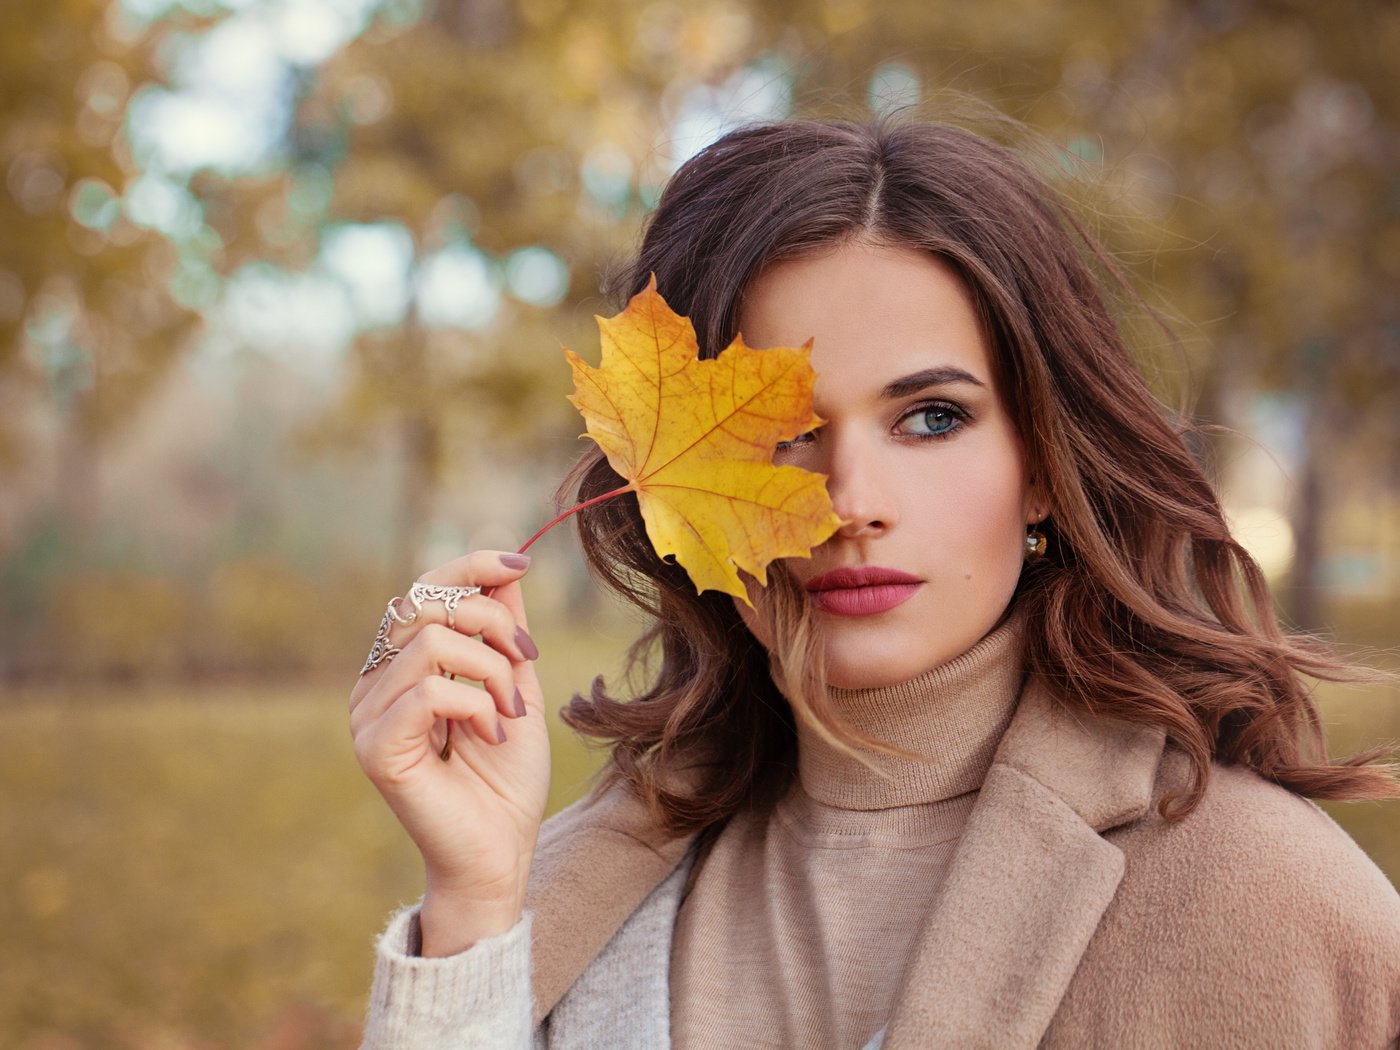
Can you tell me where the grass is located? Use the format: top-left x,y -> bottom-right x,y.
1314,677 -> 1400,882
1,619 -> 1396,1048
0,615 -> 633,1050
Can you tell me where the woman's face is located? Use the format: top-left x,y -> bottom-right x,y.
737,240 -> 1046,689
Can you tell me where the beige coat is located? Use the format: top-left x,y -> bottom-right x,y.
524,680 -> 1400,1049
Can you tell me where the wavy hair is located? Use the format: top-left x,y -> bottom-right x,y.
559,117 -> 1397,834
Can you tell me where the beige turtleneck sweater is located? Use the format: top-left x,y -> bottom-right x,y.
669,609 -> 1027,1050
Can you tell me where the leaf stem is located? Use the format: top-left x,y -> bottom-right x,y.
442,481 -> 634,761
516,483 -> 634,555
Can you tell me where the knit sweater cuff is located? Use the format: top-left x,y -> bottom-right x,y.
361,904 -> 535,1049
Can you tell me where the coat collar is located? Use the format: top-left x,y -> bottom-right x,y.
525,771 -> 699,1025
880,678 -> 1164,1047
526,678 -> 1166,1038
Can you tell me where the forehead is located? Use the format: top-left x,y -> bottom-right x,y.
736,242 -> 996,396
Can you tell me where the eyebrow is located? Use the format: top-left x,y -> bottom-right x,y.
880,366 -> 986,399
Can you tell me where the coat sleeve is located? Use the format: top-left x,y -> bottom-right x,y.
360,904 -> 545,1050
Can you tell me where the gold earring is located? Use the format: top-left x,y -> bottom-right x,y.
1024,525 -> 1048,561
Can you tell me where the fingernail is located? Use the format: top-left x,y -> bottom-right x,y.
499,553 -> 531,570
512,688 -> 527,718
495,720 -> 508,744
514,626 -> 539,661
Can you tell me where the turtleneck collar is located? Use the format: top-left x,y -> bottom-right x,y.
794,602 -> 1028,811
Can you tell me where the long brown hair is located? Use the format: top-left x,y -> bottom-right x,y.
560,117 -> 1397,833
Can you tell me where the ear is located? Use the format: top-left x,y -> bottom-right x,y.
1023,471 -> 1051,525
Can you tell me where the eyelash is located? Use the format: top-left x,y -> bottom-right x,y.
896,400 -> 969,441
776,400 -> 970,451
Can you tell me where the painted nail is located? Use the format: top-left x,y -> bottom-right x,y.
512,688 -> 527,718
495,720 -> 508,744
499,553 -> 531,570
514,627 -> 539,661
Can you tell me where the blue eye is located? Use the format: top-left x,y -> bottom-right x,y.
900,404 -> 963,438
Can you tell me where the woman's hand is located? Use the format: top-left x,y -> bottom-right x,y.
349,550 -> 550,956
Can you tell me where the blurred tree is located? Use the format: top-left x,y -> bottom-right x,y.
0,0 -> 199,535
179,0 -> 1398,617
6,0 -> 1386,679
1013,0 -> 1400,630
187,0 -> 769,581
734,0 -> 1400,629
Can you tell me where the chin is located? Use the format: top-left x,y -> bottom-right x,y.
824,666 -> 907,691
817,615 -> 992,690
821,646 -> 941,691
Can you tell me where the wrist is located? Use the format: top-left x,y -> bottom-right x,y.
418,870 -> 529,957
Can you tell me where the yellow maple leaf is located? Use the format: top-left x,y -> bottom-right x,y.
563,275 -> 844,604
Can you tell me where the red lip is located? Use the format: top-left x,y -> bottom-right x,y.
804,566 -> 922,591
804,566 -> 922,616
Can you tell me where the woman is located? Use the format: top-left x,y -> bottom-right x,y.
349,119 -> 1400,1049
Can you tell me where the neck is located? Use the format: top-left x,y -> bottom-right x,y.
795,604 -> 1028,810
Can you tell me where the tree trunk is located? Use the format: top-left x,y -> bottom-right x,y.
393,409 -> 439,585
58,414 -> 100,551
389,301 -> 441,586
1283,399 -> 1324,633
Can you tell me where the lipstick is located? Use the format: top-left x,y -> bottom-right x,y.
804,566 -> 922,616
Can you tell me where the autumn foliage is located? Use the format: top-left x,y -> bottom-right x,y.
561,276 -> 843,602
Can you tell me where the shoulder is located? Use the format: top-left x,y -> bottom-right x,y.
1112,752 -> 1400,932
1066,751 -> 1400,1046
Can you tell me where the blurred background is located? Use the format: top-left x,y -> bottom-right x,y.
2,0 -> 1398,1046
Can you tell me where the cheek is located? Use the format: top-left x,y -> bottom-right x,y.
938,456 -> 1028,565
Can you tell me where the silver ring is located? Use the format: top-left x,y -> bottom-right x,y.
359,584 -> 483,676
405,583 -> 482,630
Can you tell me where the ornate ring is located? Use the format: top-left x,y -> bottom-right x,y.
359,584 -> 483,676
405,583 -> 483,631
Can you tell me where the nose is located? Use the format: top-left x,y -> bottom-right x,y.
825,433 -> 896,539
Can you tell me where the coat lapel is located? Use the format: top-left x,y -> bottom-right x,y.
526,681 -> 1167,1044
882,680 -> 1165,1049
525,774 -> 699,1026
545,849 -> 698,1050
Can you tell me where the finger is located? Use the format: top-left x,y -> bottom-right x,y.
355,547 -> 530,670
475,584 -> 538,726
356,676 -> 506,779
390,573 -> 537,663
421,552 -> 536,655
352,624 -> 522,734
418,549 -> 532,590
435,591 -> 537,664
363,589 -> 536,665
475,577 -> 542,722
485,574 -> 530,635
349,550 -> 537,717
351,591 -> 534,715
